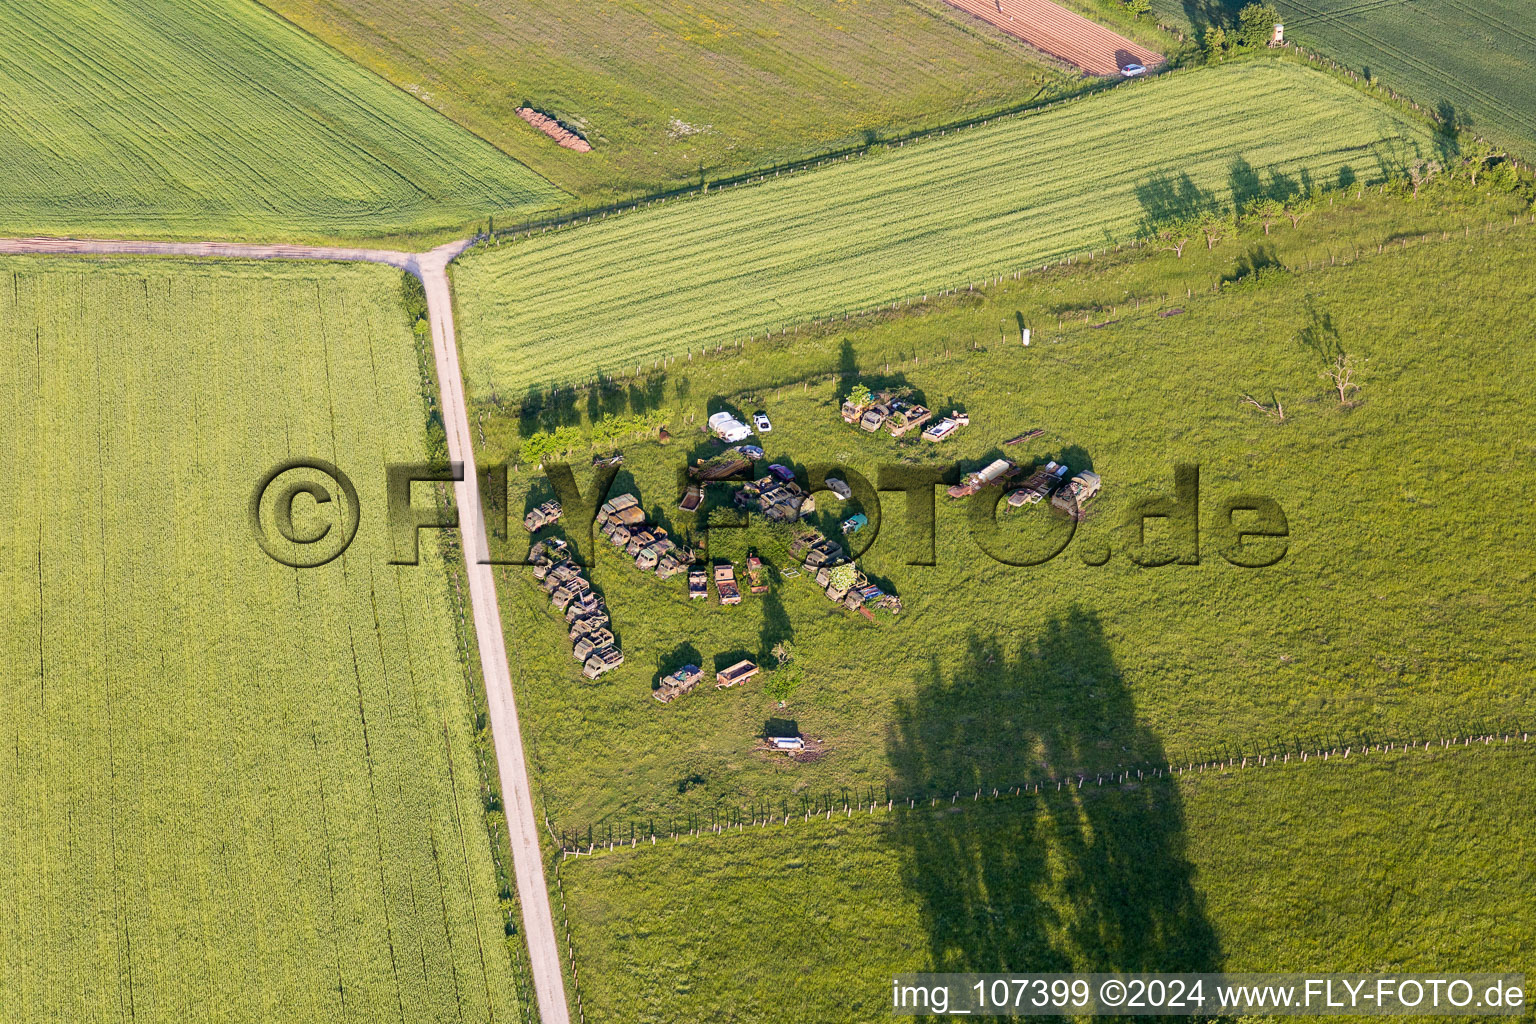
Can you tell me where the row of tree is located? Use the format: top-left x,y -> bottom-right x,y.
1201,3 -> 1282,61
1148,143 -> 1523,258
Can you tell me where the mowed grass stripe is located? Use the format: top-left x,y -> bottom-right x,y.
0,259 -> 518,1023
0,0 -> 565,242
454,62 -> 1434,394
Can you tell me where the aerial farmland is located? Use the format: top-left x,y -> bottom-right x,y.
451,61 -> 1433,395
1,0 -> 1534,1022
0,258 -> 524,1021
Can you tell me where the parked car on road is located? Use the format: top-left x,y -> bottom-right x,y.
1120,63 -> 1147,77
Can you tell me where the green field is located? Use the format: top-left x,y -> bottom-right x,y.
452,61 -> 1436,397
483,189 -> 1536,829
0,0 -> 564,243
0,259 -> 522,1022
555,744 -> 1536,1022
260,0 -> 1076,202
1154,0 -> 1536,160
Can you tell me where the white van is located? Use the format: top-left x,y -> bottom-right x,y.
707,410 -> 753,443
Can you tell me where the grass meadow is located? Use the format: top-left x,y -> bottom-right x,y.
480,188 -> 1536,832
0,0 -> 565,243
1152,0 -> 1536,159
553,743 -> 1536,1022
452,61 -> 1437,396
0,259 -> 522,1022
260,0 -> 1077,202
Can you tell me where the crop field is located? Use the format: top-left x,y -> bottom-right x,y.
0,0 -> 565,244
554,744 -> 1536,1023
1151,0 -> 1536,159
1274,0 -> 1536,158
0,259 -> 522,1022
259,0 -> 1076,202
483,191 -> 1536,829
452,61 -> 1436,397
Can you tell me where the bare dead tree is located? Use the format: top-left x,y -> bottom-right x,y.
1160,228 -> 1191,257
1408,158 -> 1442,199
1201,218 -> 1224,249
1241,392 -> 1285,421
1320,352 -> 1363,404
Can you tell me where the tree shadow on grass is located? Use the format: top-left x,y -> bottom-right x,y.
886,607 -> 1220,976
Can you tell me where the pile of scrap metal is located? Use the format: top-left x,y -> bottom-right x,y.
1005,462 -> 1101,516
530,539 -> 623,679
735,464 -> 815,523
596,492 -> 693,580
688,448 -> 754,482
815,563 -> 902,616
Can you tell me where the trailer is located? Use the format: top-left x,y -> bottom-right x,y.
946,458 -> 1018,498
1007,461 -> 1071,507
746,554 -> 769,594
715,659 -> 760,688
714,562 -> 741,605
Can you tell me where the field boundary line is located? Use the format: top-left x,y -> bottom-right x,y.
0,234 -> 572,1024
553,729 -> 1534,856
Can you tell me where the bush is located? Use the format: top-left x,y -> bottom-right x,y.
1237,3 -> 1280,48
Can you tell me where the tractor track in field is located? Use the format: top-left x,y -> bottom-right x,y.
0,234 -> 572,1024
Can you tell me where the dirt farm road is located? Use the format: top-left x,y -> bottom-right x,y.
0,235 -> 572,1024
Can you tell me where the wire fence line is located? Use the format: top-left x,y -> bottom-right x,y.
551,728 -> 1533,856
547,859 -> 590,1024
